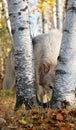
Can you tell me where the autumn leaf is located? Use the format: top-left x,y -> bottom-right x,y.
0,91 -> 76,130
47,110 -> 52,117
56,113 -> 64,121
60,127 -> 71,130
60,127 -> 66,130
0,118 -> 6,124
31,108 -> 39,115
69,123 -> 75,128
19,119 -> 28,125
31,115 -> 38,120
7,125 -> 17,129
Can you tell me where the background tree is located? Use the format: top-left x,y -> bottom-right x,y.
7,0 -> 37,110
51,0 -> 76,109
56,0 -> 63,31
2,0 -> 12,38
37,0 -> 65,32
37,0 -> 56,33
0,0 -> 12,82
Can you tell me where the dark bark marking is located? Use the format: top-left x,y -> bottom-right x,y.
67,6 -> 76,13
63,29 -> 70,33
58,56 -> 66,64
56,69 -> 67,75
13,15 -> 15,18
13,3 -> 18,5
65,0 -> 68,10
9,13 -> 13,16
75,88 -> 76,97
11,29 -> 15,35
18,12 -> 21,15
20,6 -> 28,12
18,27 -> 25,31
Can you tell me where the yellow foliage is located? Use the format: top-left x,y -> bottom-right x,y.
31,9 -> 35,14
37,0 -> 56,13
37,1 -> 46,13
0,18 -> 3,29
48,0 -> 56,7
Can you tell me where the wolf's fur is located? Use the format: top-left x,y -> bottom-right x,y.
3,29 -> 62,103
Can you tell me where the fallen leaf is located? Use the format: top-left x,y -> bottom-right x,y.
47,111 -> 52,117
19,119 -> 28,125
60,127 -> 66,130
60,127 -> 71,130
28,123 -> 33,128
8,125 -> 17,129
56,113 -> 64,121
31,109 -> 38,115
31,115 -> 38,119
69,123 -> 75,128
60,122 -> 66,127
0,118 -> 6,124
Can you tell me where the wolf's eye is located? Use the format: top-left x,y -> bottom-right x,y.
49,86 -> 53,89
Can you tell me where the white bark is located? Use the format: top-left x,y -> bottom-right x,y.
37,12 -> 43,34
42,2 -> 49,33
53,4 -> 57,29
51,0 -> 76,109
56,0 -> 63,31
28,0 -> 37,37
7,0 -> 37,109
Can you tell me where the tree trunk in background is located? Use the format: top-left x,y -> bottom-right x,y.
7,0 -> 37,110
2,0 -> 12,39
52,4 -> 57,29
42,12 -> 45,33
37,12 -> 43,35
28,0 -> 38,37
56,0 -> 63,31
42,2 -> 49,33
51,0 -> 76,109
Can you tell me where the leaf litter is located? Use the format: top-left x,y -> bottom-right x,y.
0,90 -> 76,130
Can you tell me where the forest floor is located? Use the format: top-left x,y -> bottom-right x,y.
0,80 -> 76,130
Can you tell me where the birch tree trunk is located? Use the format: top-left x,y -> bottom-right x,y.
53,4 -> 57,29
42,2 -> 49,33
37,12 -> 43,35
7,0 -> 37,110
56,0 -> 63,31
51,0 -> 76,109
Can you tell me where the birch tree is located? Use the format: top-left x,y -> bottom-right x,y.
36,12 -> 43,35
7,0 -> 37,110
53,4 -> 57,29
56,0 -> 63,31
51,0 -> 76,109
42,2 -> 49,33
